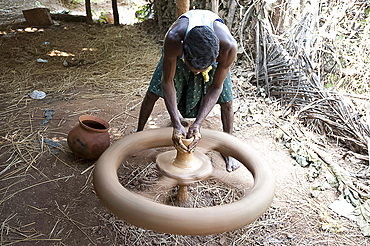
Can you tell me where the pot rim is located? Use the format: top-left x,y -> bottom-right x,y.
78,115 -> 110,133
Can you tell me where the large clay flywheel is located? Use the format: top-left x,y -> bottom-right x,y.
93,127 -> 275,235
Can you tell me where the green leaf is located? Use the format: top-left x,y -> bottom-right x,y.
296,155 -> 308,167
325,171 -> 339,188
310,185 -> 321,197
354,203 -> 370,236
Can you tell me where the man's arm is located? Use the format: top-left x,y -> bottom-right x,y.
162,43 -> 182,130
161,20 -> 189,151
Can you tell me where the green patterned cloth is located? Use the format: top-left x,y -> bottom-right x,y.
148,51 -> 233,118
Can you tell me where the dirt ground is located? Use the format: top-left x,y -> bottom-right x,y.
0,0 -> 145,25
1,1 -> 370,245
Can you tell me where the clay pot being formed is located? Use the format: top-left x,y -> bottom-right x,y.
67,115 -> 110,160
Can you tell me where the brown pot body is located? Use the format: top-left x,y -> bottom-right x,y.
67,115 -> 110,160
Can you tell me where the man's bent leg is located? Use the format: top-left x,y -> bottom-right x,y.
137,91 -> 159,131
220,100 -> 241,172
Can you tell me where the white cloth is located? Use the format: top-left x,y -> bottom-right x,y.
180,10 -> 221,36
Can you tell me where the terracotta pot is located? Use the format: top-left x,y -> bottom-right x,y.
67,115 -> 110,160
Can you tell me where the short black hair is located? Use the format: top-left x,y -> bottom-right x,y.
183,26 -> 219,70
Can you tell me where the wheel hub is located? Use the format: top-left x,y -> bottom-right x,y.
156,148 -> 213,185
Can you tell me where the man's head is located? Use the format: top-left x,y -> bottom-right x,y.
183,26 -> 219,70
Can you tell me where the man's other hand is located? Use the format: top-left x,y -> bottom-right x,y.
172,126 -> 188,153
186,124 -> 201,153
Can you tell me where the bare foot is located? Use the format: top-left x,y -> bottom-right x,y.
222,155 -> 241,172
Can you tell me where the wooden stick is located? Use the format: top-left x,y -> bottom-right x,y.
177,185 -> 188,203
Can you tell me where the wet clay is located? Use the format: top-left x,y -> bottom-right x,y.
93,127 -> 275,235
156,139 -> 213,185
156,137 -> 213,202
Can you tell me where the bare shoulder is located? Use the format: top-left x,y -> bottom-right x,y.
213,21 -> 237,51
213,21 -> 237,66
164,18 -> 189,57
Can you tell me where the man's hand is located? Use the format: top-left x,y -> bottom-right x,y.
186,124 -> 201,153
172,126 -> 188,153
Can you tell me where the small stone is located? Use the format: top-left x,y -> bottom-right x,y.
219,236 -> 227,244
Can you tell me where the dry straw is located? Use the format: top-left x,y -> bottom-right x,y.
240,0 -> 370,154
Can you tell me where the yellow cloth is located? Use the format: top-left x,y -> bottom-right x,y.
202,66 -> 212,83
182,59 -> 212,83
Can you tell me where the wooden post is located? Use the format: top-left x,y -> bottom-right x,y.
112,0 -> 119,25
176,0 -> 189,18
177,185 -> 188,202
85,0 -> 93,24
211,0 -> 219,15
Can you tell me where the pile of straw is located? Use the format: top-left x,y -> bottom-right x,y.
238,0 -> 370,154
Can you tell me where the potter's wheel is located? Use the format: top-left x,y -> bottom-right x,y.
93,127 -> 275,235
156,137 -> 213,185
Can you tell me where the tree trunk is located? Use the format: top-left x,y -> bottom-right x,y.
211,0 -> 219,15
154,0 -> 163,28
112,0 -> 119,25
176,0 -> 189,18
226,0 -> 236,30
85,0 -> 93,24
